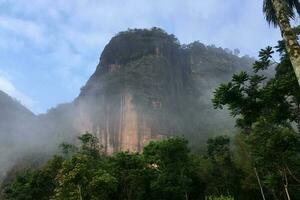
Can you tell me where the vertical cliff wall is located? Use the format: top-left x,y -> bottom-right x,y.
71,28 -> 253,153
74,28 -> 189,153
75,89 -> 165,154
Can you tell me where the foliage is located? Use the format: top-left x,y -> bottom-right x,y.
247,119 -> 300,199
213,44 -> 300,131
143,138 -> 205,200
4,156 -> 63,200
204,136 -> 242,198
263,0 -> 300,27
213,42 -> 300,199
6,129 -> 298,199
3,134 -> 207,200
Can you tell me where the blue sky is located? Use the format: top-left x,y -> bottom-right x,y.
0,0 -> 281,114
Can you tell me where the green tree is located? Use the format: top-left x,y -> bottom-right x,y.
143,137 -> 206,200
108,152 -> 151,200
213,45 -> 300,131
4,156 -> 63,200
4,134 -> 209,200
247,119 -> 300,199
52,133 -> 117,200
213,43 -> 300,199
205,136 -> 242,198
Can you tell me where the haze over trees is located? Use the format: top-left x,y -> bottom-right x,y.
0,28 -> 254,183
2,35 -> 300,199
0,133 -> 246,200
2,1 -> 300,199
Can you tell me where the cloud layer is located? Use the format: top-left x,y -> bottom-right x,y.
0,0 -> 281,113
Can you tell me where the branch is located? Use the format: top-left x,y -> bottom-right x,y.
286,164 -> 300,183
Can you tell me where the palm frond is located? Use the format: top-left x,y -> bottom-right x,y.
287,0 -> 300,16
263,0 -> 297,27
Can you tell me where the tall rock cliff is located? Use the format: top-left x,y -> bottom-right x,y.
75,28 -> 193,153
72,28 -> 254,153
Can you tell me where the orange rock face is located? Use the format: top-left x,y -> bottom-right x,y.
75,90 -> 162,154
119,92 -> 140,152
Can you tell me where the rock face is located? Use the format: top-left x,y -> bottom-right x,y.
75,28 -> 189,153
70,28 -> 254,153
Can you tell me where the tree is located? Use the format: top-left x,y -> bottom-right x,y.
213,45 -> 300,131
52,133 -> 117,200
108,152 -> 151,200
3,134 -> 208,200
247,119 -> 300,199
4,156 -> 63,200
205,136 -> 242,198
213,43 -> 300,198
143,137 -> 206,200
263,0 -> 300,86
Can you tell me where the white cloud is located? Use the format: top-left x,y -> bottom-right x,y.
0,1 -> 281,55
0,72 -> 40,113
0,15 -> 46,46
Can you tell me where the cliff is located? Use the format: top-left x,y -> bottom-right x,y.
75,28 -> 191,153
72,28 -> 253,153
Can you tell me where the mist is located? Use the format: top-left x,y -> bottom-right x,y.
0,28 -> 255,186
0,97 -> 77,182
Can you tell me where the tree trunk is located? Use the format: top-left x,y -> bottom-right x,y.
254,167 -> 266,200
272,0 -> 300,86
78,184 -> 83,200
185,191 -> 188,200
283,170 -> 291,200
284,185 -> 291,200
236,135 -> 266,200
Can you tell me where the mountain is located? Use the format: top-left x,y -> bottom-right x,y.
0,90 -> 36,179
72,28 -> 254,153
0,90 -> 36,146
0,90 -> 35,129
0,28 -> 254,180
